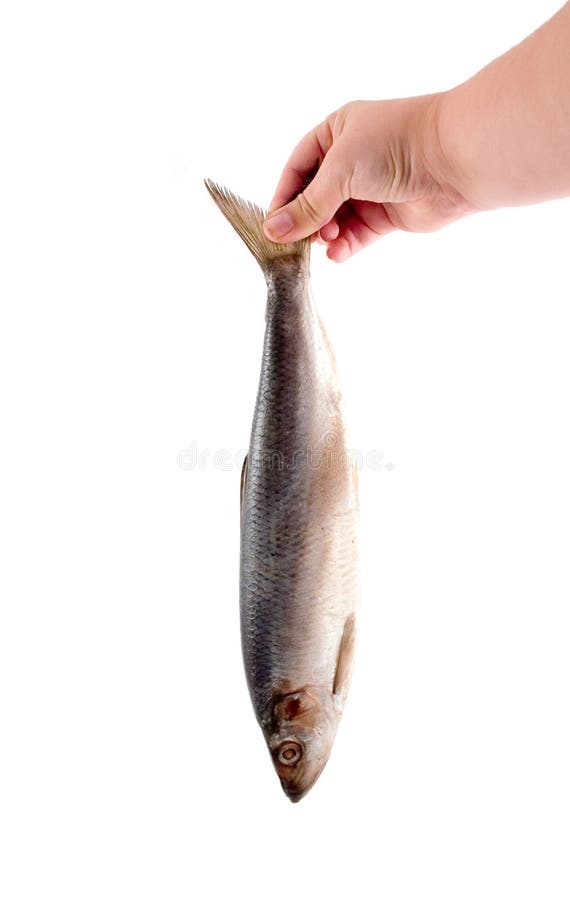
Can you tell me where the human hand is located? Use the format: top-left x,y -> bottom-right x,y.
263,96 -> 475,262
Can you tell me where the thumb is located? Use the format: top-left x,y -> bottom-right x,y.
263,151 -> 346,243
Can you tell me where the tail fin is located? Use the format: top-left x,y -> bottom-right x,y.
204,179 -> 309,272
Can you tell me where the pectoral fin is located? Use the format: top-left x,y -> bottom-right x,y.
333,613 -> 356,697
240,455 -> 248,512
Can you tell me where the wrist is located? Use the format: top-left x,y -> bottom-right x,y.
419,89 -> 485,217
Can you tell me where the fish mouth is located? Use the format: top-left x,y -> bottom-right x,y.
278,770 -> 322,803
279,779 -> 309,803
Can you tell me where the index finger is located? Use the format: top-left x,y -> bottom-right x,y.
268,120 -> 334,212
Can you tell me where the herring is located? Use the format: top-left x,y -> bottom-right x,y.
205,180 -> 359,802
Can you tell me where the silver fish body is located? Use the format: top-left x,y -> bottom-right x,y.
206,181 -> 359,801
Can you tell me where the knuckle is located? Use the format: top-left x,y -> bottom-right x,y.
297,191 -> 324,226
315,117 -> 335,155
384,139 -> 412,198
333,101 -> 353,125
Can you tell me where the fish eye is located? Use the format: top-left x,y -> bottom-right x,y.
277,741 -> 303,766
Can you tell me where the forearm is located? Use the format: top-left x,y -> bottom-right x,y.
438,2 -> 570,209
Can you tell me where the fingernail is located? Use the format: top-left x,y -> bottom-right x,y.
263,211 -> 294,239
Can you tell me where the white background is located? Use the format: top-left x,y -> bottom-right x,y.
1,1 -> 569,897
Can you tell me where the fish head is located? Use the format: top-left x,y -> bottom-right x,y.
263,687 -> 339,803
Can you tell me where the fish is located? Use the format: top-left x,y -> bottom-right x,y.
205,180 -> 359,802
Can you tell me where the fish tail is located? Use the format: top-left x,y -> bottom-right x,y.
204,179 -> 309,272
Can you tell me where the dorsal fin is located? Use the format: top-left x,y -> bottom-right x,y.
333,613 -> 357,696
